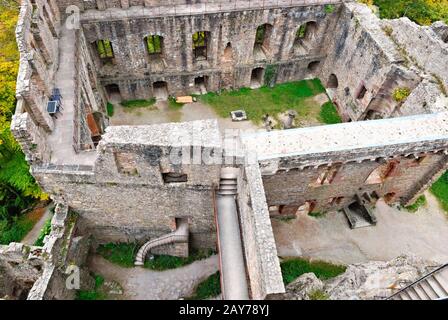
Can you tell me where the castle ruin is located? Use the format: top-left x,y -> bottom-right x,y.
2,0 -> 448,300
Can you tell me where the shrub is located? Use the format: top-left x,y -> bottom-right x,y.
392,87 -> 411,103
187,271 -> 221,300
280,258 -> 346,285
34,217 -> 52,246
106,102 -> 114,117
404,195 -> 427,213
97,243 -> 138,268
144,249 -> 216,271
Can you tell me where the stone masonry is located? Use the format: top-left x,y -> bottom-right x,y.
5,0 -> 448,300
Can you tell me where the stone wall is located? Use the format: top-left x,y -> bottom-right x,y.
28,204 -> 92,300
32,120 -> 222,249
318,3 -> 448,122
79,2 -> 342,100
237,164 -> 285,299
242,112 -> 448,214
0,243 -> 44,300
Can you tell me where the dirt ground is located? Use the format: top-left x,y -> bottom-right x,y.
88,254 -> 219,300
272,192 -> 448,265
110,101 -> 258,132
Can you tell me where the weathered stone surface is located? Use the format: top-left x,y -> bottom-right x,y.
278,255 -> 440,300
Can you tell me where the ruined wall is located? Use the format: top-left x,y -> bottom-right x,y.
12,0 -> 61,164
242,112 -> 448,214
237,164 -> 285,300
28,204 -> 92,300
0,243 -> 44,300
32,120 -> 222,249
318,3 -> 421,121
319,3 -> 447,121
79,2 -> 342,100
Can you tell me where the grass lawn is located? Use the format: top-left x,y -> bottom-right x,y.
431,171 -> 448,213
97,242 -> 216,270
280,257 -> 346,285
319,101 -> 342,124
120,99 -> 156,109
168,97 -> 185,110
186,271 -> 221,300
199,79 -> 328,125
76,274 -> 107,300
404,195 -> 427,213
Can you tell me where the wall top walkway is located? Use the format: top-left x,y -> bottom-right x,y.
241,112 -> 448,161
80,0 -> 348,22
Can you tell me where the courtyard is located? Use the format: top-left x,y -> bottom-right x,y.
108,79 -> 341,131
272,192 -> 448,265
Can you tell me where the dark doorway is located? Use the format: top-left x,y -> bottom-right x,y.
153,81 -> 168,101
250,67 -> 264,89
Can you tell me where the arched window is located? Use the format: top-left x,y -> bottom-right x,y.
254,24 -> 273,49
294,21 -> 318,44
327,74 -> 339,88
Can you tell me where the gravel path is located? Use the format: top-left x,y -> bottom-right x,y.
22,205 -> 52,246
88,254 -> 219,300
273,192 -> 448,265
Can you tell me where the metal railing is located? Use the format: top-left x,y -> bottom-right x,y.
387,263 -> 448,300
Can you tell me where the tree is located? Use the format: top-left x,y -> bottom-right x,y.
0,2 -> 47,224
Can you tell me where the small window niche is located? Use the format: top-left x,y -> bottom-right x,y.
163,172 -> 188,184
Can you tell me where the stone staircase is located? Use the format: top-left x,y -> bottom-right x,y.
389,264 -> 448,300
217,170 -> 238,197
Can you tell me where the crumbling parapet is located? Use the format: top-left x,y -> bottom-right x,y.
27,203 -> 92,300
0,243 -> 44,300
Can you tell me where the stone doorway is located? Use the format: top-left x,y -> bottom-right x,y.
194,76 -> 208,95
153,81 -> 168,101
105,83 -> 122,101
250,67 -> 264,89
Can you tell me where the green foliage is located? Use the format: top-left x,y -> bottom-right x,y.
296,24 -> 307,39
392,87 -> 411,102
97,243 -> 138,268
431,171 -> 448,213
168,97 -> 185,110
0,214 -> 34,244
280,258 -> 346,285
325,4 -> 335,14
404,195 -> 427,213
187,271 -> 221,300
199,79 -> 327,124
373,0 -> 448,25
34,217 -> 52,246
309,289 -> 330,300
0,2 -> 46,242
97,242 -> 216,270
264,64 -> 277,87
308,211 -> 328,218
144,249 -> 216,271
192,31 -> 207,48
76,274 -> 107,300
106,102 -> 114,117
120,99 -> 156,109
319,101 -> 342,124
96,40 -> 114,59
145,35 -> 162,54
